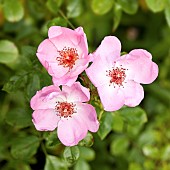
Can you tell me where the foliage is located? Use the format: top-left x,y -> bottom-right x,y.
0,0 -> 170,170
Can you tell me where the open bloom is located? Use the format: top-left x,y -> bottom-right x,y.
36,26 -> 90,86
86,36 -> 158,111
30,82 -> 99,146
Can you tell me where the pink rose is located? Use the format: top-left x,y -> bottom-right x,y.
86,36 -> 158,111
30,82 -> 99,146
36,26 -> 90,86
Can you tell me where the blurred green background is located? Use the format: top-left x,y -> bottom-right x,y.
0,0 -> 170,170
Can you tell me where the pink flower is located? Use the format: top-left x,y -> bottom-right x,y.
86,36 -> 158,111
30,82 -> 99,146
36,26 -> 90,86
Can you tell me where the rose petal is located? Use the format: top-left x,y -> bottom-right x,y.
93,36 -> 121,64
48,26 -> 63,38
57,115 -> 88,146
86,57 -> 110,87
36,39 -> 58,68
126,49 -> 159,84
76,103 -> 99,132
52,75 -> 78,86
62,82 -> 90,102
122,80 -> 144,107
97,84 -> 125,111
32,109 -> 60,131
30,85 -> 61,110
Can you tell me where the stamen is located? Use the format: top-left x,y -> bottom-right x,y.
55,101 -> 76,118
57,47 -> 79,70
106,66 -> 127,88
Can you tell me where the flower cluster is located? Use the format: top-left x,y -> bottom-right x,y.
30,26 -> 158,146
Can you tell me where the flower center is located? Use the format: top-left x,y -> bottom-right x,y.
106,66 -> 126,87
57,47 -> 79,70
55,101 -> 76,118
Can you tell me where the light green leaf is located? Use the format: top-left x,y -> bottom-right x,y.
113,3 -> 122,30
3,0 -> 24,22
47,17 -> 67,28
74,159 -> 90,170
5,108 -> 32,128
117,0 -> 138,14
110,135 -> 129,156
45,155 -> 68,170
78,132 -> 94,147
91,0 -> 114,15
63,146 -> 80,165
165,3 -> 170,27
67,0 -> 83,18
128,162 -> 142,170
11,136 -> 40,160
145,0 -> 166,12
45,131 -> 61,147
79,146 -> 95,161
46,0 -> 63,14
0,40 -> 18,64
98,111 -> 113,140
112,112 -> 124,132
118,107 -> 147,126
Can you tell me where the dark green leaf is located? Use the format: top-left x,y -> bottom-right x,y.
67,0 -> 83,18
3,0 -> 24,22
145,0 -> 166,12
45,155 -> 68,170
26,73 -> 41,100
3,73 -> 28,93
63,146 -> 80,165
118,107 -> 147,126
5,108 -> 32,128
91,0 -> 114,15
11,136 -> 40,160
117,0 -> 138,14
45,131 -> 61,147
0,40 -> 18,64
46,0 -> 63,14
98,111 -> 113,140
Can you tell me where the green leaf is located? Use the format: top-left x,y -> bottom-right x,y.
165,2 -> 170,27
45,131 -> 61,147
142,144 -> 160,159
11,136 -> 40,160
128,162 -> 142,170
63,146 -> 80,165
74,159 -> 90,170
112,113 -> 124,132
67,0 -> 83,18
118,107 -> 147,126
26,73 -> 41,100
113,3 -> 122,30
145,0 -> 166,12
46,0 -> 63,14
47,17 -> 67,28
5,108 -> 32,128
110,135 -> 129,156
45,155 -> 68,170
117,0 -> 138,14
3,0 -> 24,22
3,73 -> 28,93
79,146 -> 95,161
78,132 -> 94,147
98,111 -> 113,140
91,0 -> 114,15
0,40 -> 18,64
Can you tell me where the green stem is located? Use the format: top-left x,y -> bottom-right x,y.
41,141 -> 48,156
58,10 -> 75,29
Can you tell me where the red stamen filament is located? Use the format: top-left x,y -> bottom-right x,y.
55,102 -> 76,118
57,47 -> 79,70
106,66 -> 126,87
